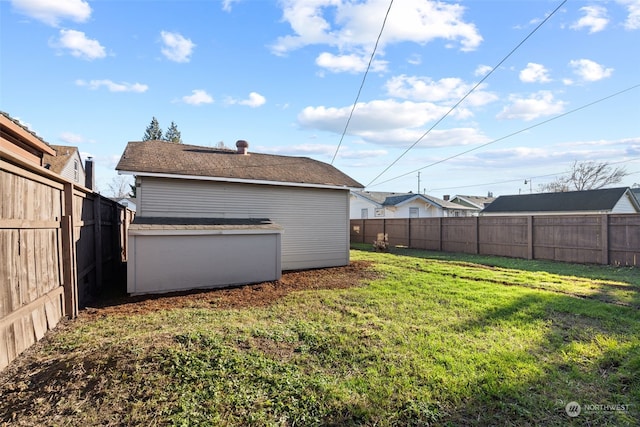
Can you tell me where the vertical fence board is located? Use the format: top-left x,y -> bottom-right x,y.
2,152 -> 132,372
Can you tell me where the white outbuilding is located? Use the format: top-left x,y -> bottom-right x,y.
116,139 -> 363,295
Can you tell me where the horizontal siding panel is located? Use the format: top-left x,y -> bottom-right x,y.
140,177 -> 349,270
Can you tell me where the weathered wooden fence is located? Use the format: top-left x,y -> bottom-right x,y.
351,215 -> 640,266
1,147 -> 133,371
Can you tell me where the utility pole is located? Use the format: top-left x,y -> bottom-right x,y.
417,172 -> 421,194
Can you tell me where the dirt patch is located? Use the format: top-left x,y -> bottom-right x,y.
0,261 -> 380,425
81,260 -> 379,318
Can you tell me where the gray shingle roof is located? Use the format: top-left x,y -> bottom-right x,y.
116,140 -> 363,189
481,187 -> 634,213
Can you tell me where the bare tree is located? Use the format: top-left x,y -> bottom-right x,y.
539,161 -> 627,192
107,175 -> 134,198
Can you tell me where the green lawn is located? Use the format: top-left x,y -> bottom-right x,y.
1,248 -> 638,426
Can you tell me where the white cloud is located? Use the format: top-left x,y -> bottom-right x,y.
407,54 -> 421,65
385,75 -> 498,107
616,0 -> 640,30
570,5 -> 609,33
182,89 -> 214,105
225,92 -> 267,107
257,143 -> 388,160
569,59 -> 613,82
298,99 -> 488,147
299,100 -> 449,134
76,79 -> 148,92
497,91 -> 566,121
240,92 -> 266,107
11,0 -> 91,27
221,0 -> 242,12
51,29 -> 106,60
270,0 -> 482,58
474,64 -> 493,77
360,127 -> 489,148
315,52 -> 388,73
160,31 -> 195,63
519,63 -> 551,83
59,131 -> 93,144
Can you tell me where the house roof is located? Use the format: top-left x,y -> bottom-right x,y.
451,195 -> 496,209
116,140 -> 363,189
481,187 -> 638,214
352,191 -> 475,210
42,145 -> 83,174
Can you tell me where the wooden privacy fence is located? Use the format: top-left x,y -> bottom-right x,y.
351,215 -> 640,266
1,147 -> 133,371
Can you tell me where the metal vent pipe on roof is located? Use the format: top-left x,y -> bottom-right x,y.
236,140 -> 249,155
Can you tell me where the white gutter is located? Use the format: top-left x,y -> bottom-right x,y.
118,170 -> 362,191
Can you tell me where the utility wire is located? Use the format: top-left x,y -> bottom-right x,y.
368,83 -> 640,188
366,0 -> 567,187
330,0 -> 394,165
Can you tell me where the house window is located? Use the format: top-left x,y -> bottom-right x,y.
74,160 -> 79,181
409,207 -> 419,218
374,208 -> 385,217
361,208 -> 368,219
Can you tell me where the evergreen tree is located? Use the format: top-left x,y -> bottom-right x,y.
164,121 -> 183,143
142,116 -> 163,141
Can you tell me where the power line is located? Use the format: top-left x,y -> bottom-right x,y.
368,83 -> 640,188
330,0 -> 394,165
366,0 -> 567,187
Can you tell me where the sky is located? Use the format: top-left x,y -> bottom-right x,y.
1,0 -> 639,198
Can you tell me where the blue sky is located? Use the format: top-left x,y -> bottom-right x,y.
2,0 -> 639,197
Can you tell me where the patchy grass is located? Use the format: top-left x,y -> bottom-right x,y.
1,249 -> 639,426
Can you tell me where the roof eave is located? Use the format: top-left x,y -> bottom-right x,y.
118,170 -> 362,191
350,191 -> 384,207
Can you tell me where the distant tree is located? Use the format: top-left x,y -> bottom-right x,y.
129,182 -> 136,198
215,141 -> 229,149
107,175 -> 133,198
142,116 -> 163,141
539,160 -> 627,192
164,121 -> 182,143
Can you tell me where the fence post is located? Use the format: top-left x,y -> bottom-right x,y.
601,214 -> 609,265
61,183 -> 77,318
93,195 -> 103,292
527,216 -> 534,260
438,217 -> 442,252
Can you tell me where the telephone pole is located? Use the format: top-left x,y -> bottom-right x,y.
417,172 -> 421,194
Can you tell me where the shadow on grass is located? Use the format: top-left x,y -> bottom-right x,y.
442,291 -> 640,426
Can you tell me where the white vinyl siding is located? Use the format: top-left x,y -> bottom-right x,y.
57,153 -> 84,184
139,177 -> 350,270
612,194 -> 638,214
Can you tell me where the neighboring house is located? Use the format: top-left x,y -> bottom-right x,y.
110,197 -> 137,212
480,187 -> 640,216
350,191 -> 476,219
42,145 -> 85,185
632,188 -> 640,205
449,194 -> 496,215
116,139 -> 363,295
1,111 -> 56,166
